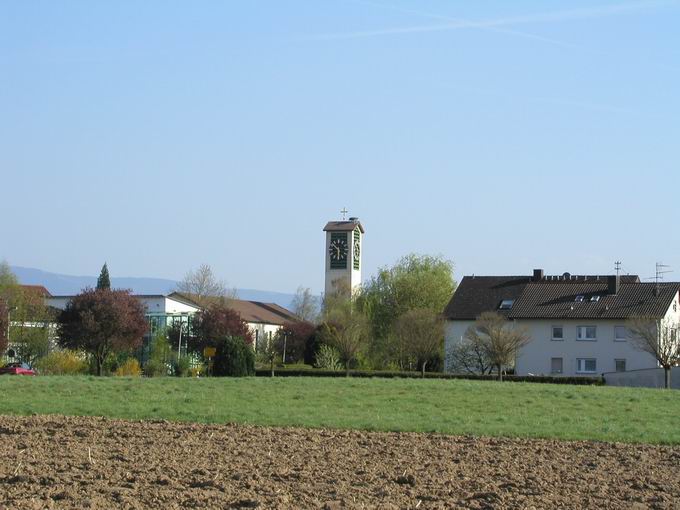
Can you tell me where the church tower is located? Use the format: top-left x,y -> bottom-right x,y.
323,215 -> 364,298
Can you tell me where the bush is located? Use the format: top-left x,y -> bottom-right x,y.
145,359 -> 172,377
314,344 -> 342,371
144,330 -> 174,377
189,365 -> 205,377
253,368 -> 604,385
34,350 -> 88,375
114,358 -> 142,377
304,325 -> 324,365
174,356 -> 192,377
213,336 -> 255,377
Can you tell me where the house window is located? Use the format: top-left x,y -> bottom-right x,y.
615,359 -> 626,372
614,326 -> 627,342
575,295 -> 585,302
577,326 -> 597,341
590,295 -> 600,302
576,358 -> 597,373
498,299 -> 515,310
551,326 -> 564,341
550,357 -> 563,374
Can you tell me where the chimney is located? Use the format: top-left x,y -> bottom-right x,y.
608,275 -> 620,295
533,269 -> 544,282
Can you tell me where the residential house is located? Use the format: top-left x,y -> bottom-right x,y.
444,269 -> 680,376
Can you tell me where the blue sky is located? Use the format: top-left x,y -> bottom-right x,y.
1,1 -> 679,293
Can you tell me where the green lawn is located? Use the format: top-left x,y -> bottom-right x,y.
1,376 -> 678,444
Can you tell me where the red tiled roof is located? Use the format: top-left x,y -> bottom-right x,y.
223,299 -> 298,325
168,292 -> 298,325
20,285 -> 52,297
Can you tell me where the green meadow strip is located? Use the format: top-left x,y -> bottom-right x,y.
1,376 -> 678,444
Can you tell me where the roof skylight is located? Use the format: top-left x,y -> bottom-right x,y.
499,299 -> 515,310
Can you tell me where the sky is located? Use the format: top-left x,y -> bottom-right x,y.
1,0 -> 679,294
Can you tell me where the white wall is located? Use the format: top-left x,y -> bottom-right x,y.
249,322 -> 284,352
46,296 -> 70,310
47,295 -> 199,315
444,311 -> 673,376
141,296 -> 199,315
514,320 -> 657,376
444,320 -> 474,371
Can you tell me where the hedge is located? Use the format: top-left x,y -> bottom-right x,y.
254,368 -> 603,385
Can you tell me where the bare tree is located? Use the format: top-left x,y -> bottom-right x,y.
257,331 -> 282,377
446,338 -> 494,375
320,302 -> 369,376
465,312 -> 530,381
394,309 -> 443,377
626,317 -> 680,389
175,264 -> 237,306
291,286 -> 319,323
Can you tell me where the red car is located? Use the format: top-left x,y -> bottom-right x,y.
0,363 -> 36,376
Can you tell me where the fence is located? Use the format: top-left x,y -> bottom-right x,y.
603,367 -> 680,389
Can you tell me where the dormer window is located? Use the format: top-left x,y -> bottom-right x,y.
575,295 -> 585,302
590,295 -> 600,302
499,299 -> 515,310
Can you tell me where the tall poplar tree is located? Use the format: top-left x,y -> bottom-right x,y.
97,263 -> 111,290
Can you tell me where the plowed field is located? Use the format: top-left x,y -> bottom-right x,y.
1,415 -> 679,509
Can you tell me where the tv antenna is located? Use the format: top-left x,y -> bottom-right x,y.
646,262 -> 672,296
614,261 -> 622,278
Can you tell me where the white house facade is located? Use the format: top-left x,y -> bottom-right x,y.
444,269 -> 680,377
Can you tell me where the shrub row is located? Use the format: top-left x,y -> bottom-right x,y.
254,368 -> 604,385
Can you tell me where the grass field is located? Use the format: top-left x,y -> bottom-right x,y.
1,376 -> 679,444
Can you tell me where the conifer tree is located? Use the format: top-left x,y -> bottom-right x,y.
96,263 -> 111,290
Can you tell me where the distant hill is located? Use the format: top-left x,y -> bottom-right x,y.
10,266 -> 296,310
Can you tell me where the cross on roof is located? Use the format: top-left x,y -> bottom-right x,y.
340,207 -> 348,220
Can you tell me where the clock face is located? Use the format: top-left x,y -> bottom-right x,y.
329,238 -> 348,260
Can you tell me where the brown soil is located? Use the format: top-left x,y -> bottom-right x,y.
1,415 -> 679,509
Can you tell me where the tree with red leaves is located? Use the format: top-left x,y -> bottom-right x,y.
57,288 -> 148,376
189,304 -> 255,376
189,304 -> 254,353
277,320 -> 315,364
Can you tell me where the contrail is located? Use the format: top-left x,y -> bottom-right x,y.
344,0 -> 581,49
305,0 -> 678,41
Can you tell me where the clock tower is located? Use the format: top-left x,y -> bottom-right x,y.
323,216 -> 364,298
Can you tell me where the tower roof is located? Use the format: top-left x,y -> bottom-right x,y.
323,220 -> 365,233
